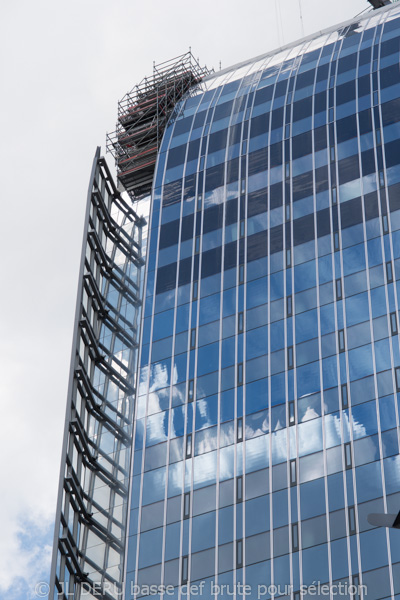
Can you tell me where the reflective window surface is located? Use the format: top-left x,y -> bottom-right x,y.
128,5 -> 400,600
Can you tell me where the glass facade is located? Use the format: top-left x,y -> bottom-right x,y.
127,5 -> 400,600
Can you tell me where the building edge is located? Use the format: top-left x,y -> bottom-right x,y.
49,148 -> 145,600
49,146 -> 101,598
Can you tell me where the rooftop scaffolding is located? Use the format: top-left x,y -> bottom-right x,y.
107,52 -> 212,199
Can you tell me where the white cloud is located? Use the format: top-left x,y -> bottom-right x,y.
0,518 -> 53,600
0,0 -> 371,595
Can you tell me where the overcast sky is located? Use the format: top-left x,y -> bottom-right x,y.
0,0 -> 369,598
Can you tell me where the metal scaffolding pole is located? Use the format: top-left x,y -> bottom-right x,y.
107,51 -> 212,200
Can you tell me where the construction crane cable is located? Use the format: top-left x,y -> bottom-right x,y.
298,0 -> 305,36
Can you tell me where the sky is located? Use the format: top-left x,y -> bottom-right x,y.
0,0 -> 370,598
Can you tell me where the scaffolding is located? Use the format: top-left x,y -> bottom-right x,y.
107,52 -> 212,199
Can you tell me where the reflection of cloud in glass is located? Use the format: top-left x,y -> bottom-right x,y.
204,186 -> 224,207
149,363 -> 169,391
185,460 -> 192,492
324,412 -> 360,449
147,388 -> 169,416
246,411 -> 269,439
139,365 -> 149,396
147,391 -> 161,415
172,385 -> 185,405
301,406 -> 319,422
146,411 -> 168,445
271,429 -> 287,464
220,422 -> 234,447
273,418 -> 283,431
193,451 -> 217,488
162,290 -> 175,307
219,445 -> 234,481
168,462 -> 183,497
196,398 -> 212,430
195,427 -> 217,455
172,362 -> 178,386
197,398 -> 209,419
324,413 -> 341,448
139,363 -> 170,394
245,435 -> 269,473
351,414 -> 367,439
298,419 -> 323,456
300,452 -> 324,483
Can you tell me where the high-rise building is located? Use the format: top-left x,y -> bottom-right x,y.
50,4 -> 400,600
